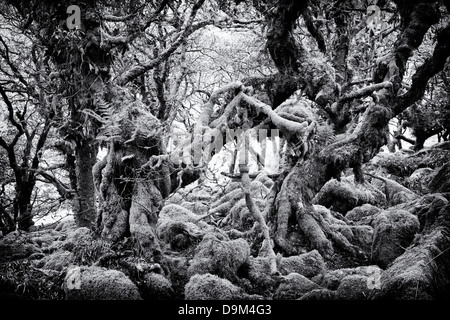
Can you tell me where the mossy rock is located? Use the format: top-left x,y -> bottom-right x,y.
346,204 -> 382,226
273,273 -> 322,300
371,204 -> 450,300
62,227 -> 94,251
0,231 -> 41,261
407,168 -> 436,194
184,273 -> 245,300
314,177 -> 386,214
349,225 -> 373,253
429,162 -> 450,193
187,234 -> 250,283
335,274 -> 372,300
371,209 -> 420,269
157,204 -> 213,251
64,265 -> 141,300
318,265 -> 383,290
299,288 -> 336,300
279,250 -> 326,278
140,272 -> 174,300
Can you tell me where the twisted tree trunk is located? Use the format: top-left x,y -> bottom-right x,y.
261,0 -> 449,258
95,106 -> 168,262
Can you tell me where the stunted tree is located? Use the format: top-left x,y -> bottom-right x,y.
1,0 -> 213,234
1,0 -> 111,228
0,20 -> 70,231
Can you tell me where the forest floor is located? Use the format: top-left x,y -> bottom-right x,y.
1,142 -> 450,300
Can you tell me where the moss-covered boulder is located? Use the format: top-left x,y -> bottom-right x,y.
180,201 -> 209,215
62,227 -> 94,251
371,203 -> 450,300
37,250 -> 73,271
274,273 -> 322,300
407,168 -> 436,194
346,204 -> 382,226
187,234 -> 250,282
64,265 -> 141,300
140,272 -> 174,300
335,275 -> 372,299
371,210 -> 420,269
185,273 -> 256,300
298,288 -> 336,300
429,162 -> 450,193
350,225 -> 374,253
318,265 -> 383,291
157,204 -> 213,251
279,250 -> 326,278
314,177 -> 386,214
0,231 -> 41,260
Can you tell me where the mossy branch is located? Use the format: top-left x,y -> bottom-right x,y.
238,164 -> 278,275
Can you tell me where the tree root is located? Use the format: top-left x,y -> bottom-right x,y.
271,164 -> 365,259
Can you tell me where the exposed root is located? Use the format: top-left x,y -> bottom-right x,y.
271,164 -> 365,259
239,164 -> 278,275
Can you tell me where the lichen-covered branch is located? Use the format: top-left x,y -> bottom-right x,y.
239,164 -> 278,274
116,0 -> 207,86
394,22 -> 450,115
198,82 -> 244,127
240,92 -> 309,134
339,81 -> 393,104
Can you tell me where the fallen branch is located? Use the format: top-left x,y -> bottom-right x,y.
339,81 -> 392,103
238,164 -> 278,275
241,92 -> 309,134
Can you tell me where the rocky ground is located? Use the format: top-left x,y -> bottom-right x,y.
1,142 -> 450,300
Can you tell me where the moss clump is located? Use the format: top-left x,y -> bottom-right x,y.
185,273 -> 250,300
314,176 -> 386,214
0,231 -> 41,261
371,209 -> 420,269
274,273 -> 322,300
157,204 -> 212,251
38,250 -> 73,271
336,274 -> 372,300
139,272 -> 174,300
371,204 -> 450,300
64,265 -> 141,300
346,204 -> 382,226
187,234 -> 250,283
279,250 -> 326,278
318,265 -> 383,291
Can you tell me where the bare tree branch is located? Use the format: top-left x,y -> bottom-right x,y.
116,0 -> 207,86
395,23 -> 450,115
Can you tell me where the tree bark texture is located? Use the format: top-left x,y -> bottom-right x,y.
95,106 -> 167,261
